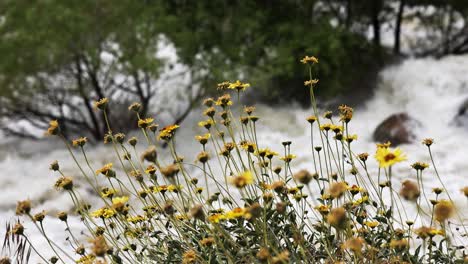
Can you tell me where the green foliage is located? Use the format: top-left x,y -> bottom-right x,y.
158,0 -> 381,105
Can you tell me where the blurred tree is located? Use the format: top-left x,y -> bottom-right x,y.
157,0 -> 382,106
0,0 -> 203,140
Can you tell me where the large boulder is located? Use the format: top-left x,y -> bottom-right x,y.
373,113 -> 420,146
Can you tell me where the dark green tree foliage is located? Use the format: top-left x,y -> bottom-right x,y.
0,0 -> 202,139
157,0 -> 381,105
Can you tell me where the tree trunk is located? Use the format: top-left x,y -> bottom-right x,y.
372,0 -> 381,49
393,0 -> 405,54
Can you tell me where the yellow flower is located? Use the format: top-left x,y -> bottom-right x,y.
112,196 -> 129,205
91,208 -> 116,219
300,55 -> 319,64
314,204 -> 330,215
195,133 -> 211,145
280,154 -> 296,162
138,118 -> 154,128
345,134 -> 358,143
215,94 -> 233,108
45,120 -> 60,136
127,215 -> 145,223
95,163 -> 115,177
93,98 -> 108,110
411,161 -> 429,171
198,119 -> 214,129
374,147 -> 407,168
376,141 -> 391,148
304,79 -> 319,86
72,137 -> 88,147
224,207 -> 246,219
208,213 -> 225,223
228,80 -> 251,92
230,170 -> 254,188
216,81 -> 231,90
364,221 -> 379,228
158,124 -> 180,141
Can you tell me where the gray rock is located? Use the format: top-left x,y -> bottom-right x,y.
373,113 -> 421,146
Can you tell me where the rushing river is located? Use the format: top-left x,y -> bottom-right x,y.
1,54 -> 468,260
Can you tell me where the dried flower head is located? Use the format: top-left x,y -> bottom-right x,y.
327,207 -> 347,229
128,102 -> 142,113
45,120 -> 60,136
33,211 -> 46,222
433,199 -> 454,222
57,211 -> 68,222
72,137 -> 87,147
294,169 -> 313,185
422,138 -> 434,146
342,237 -> 365,255
11,223 -> 24,235
141,146 -> 157,163
300,55 -> 319,64
216,81 -> 230,90
328,182 -> 348,199
389,239 -> 409,251
93,98 -> 108,110
160,164 -> 180,178
182,249 -> 198,264
462,186 -> 468,197
54,176 -> 74,190
399,180 -> 420,202
16,200 -> 31,215
202,97 -> 215,106
49,160 -> 60,171
91,236 -> 109,257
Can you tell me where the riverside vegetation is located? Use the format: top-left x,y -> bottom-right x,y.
2,56 -> 467,263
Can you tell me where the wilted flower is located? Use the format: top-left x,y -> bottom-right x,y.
294,169 -> 313,185
141,146 -> 157,163
72,137 -> 87,147
422,138 -> 434,146
93,98 -> 108,110
399,180 -> 420,202
16,200 -> 31,215
300,55 -> 319,64
327,207 -> 347,229
328,182 -> 348,199
91,236 -> 109,257
433,199 -> 454,222
160,164 -> 180,178
128,102 -> 141,113
45,120 -> 60,136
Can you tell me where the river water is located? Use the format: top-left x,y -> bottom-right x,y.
1,54 -> 468,260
